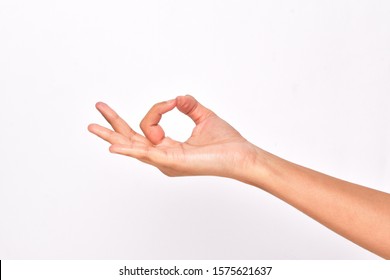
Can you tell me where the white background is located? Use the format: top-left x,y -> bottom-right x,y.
0,0 -> 389,259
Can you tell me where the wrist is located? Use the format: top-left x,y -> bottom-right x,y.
232,143 -> 274,188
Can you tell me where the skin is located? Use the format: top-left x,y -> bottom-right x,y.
88,95 -> 390,259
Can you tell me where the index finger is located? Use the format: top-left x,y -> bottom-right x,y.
140,99 -> 177,145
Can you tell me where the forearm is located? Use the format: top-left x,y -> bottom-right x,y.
238,146 -> 390,259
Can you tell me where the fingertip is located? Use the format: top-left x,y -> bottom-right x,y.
95,101 -> 106,109
110,144 -> 127,154
166,98 -> 177,105
175,95 -> 185,108
164,98 -> 177,110
176,95 -> 197,114
176,95 -> 189,102
109,144 -> 118,153
177,94 -> 196,101
87,123 -> 97,132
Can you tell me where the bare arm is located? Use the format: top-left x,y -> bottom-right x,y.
242,148 -> 390,259
88,95 -> 390,259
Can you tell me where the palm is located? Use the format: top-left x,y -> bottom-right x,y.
159,114 -> 250,175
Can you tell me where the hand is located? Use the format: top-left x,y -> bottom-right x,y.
88,95 -> 390,258
88,95 -> 258,178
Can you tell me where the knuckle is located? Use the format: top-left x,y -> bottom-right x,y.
139,118 -> 147,130
151,101 -> 167,112
151,102 -> 162,110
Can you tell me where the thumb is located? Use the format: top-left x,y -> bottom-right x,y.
176,95 -> 215,125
